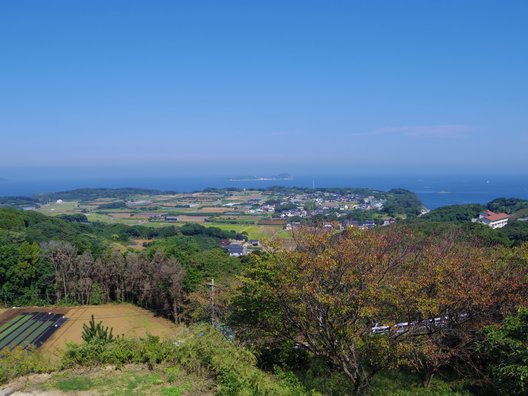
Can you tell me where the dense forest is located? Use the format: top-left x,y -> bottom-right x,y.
0,208 -> 243,315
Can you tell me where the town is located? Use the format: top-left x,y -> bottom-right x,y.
27,186 -> 424,247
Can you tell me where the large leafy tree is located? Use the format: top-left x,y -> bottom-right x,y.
231,227 -> 528,395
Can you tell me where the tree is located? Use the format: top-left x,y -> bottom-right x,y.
487,197 -> 528,214
421,204 -> 484,223
232,227 -> 416,394
82,315 -> 116,343
41,241 -> 77,303
231,227 -> 528,395
157,253 -> 185,323
481,307 -> 528,395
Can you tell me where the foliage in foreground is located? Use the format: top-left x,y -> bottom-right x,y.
481,307 -> 528,395
0,327 -> 483,395
0,347 -> 55,384
62,327 -> 314,395
230,227 -> 528,395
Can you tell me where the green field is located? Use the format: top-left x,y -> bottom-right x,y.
35,195 -> 288,240
202,222 -> 284,240
37,201 -> 80,215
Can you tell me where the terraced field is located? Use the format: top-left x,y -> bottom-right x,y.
0,311 -> 67,351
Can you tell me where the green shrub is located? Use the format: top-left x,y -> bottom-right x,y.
82,315 -> 116,343
294,358 -> 354,395
0,347 -> 55,384
62,326 -> 316,395
369,371 -> 468,396
62,335 -> 179,368
175,326 -> 309,395
165,366 -> 181,383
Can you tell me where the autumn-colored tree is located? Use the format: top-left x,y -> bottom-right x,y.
392,234 -> 527,386
232,227 -> 416,394
231,227 -> 528,395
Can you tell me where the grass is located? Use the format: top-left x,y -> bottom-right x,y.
37,201 -> 80,216
54,375 -> 94,391
369,371 -> 469,396
40,365 -> 212,395
202,222 -> 283,240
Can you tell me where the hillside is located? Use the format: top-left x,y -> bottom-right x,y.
2,326 -> 467,396
2,195 -> 528,395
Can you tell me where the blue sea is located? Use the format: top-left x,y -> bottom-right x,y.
1,174 -> 528,210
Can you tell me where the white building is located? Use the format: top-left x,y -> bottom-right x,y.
477,210 -> 510,229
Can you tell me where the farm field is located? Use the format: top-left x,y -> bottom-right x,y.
0,304 -> 183,361
85,212 -> 168,227
37,201 -> 80,216
176,215 -> 207,223
202,222 -> 284,240
41,304 -> 182,358
33,189 -> 301,240
0,308 -> 70,353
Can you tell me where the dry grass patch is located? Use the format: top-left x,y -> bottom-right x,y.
197,207 -> 232,213
41,305 -> 181,358
175,216 -> 207,223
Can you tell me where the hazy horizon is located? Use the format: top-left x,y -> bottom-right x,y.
2,166 -> 528,182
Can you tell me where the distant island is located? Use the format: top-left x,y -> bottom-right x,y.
229,173 -> 293,181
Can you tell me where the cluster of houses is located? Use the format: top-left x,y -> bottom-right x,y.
284,217 -> 397,231
244,191 -> 386,220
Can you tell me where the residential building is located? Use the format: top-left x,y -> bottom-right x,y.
224,244 -> 247,257
477,210 -> 510,229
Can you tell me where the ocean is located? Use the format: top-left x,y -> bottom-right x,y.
1,174 -> 528,210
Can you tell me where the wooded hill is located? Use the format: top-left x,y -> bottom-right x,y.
412,197 -> 528,246
0,208 -> 244,315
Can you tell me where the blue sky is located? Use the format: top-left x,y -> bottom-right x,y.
1,1 -> 527,177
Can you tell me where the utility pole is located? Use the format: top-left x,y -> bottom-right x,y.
207,278 -> 215,328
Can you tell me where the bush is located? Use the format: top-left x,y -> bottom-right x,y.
82,315 -> 116,343
175,327 -> 309,395
62,334 -> 179,368
63,326 -> 312,395
0,347 -> 54,384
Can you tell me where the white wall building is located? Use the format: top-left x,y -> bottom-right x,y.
477,210 -> 510,229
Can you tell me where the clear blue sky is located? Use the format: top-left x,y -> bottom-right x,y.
1,1 -> 527,178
